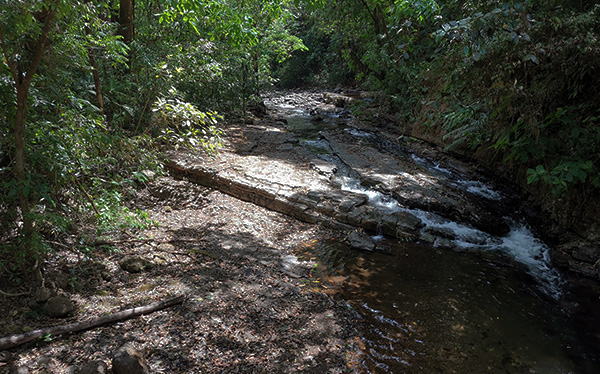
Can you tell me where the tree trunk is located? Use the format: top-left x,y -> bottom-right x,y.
119,0 -> 134,71
119,0 -> 133,45
0,6 -> 57,278
14,85 -> 33,237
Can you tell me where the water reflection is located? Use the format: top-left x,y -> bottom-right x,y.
297,239 -> 600,373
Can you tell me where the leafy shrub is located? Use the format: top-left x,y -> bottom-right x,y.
151,90 -> 224,153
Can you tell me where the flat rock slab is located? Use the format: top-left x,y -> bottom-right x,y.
167,97 -> 509,243
322,130 -> 510,235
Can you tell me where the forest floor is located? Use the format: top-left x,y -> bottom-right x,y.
0,121 -> 362,373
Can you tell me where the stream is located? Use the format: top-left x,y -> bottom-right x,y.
267,93 -> 600,373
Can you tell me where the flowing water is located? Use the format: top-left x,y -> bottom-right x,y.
269,96 -> 600,373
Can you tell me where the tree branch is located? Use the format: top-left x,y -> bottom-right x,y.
0,28 -> 18,83
0,294 -> 186,350
23,7 -> 58,87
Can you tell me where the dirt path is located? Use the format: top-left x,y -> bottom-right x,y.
0,124 -> 361,373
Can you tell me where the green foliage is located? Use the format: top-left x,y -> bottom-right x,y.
151,90 -> 224,153
418,2 -> 600,195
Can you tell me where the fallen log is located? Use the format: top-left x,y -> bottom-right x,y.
0,294 -> 185,350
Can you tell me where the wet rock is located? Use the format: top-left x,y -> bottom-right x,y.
568,260 -> 597,278
419,232 -> 437,244
469,210 -> 510,236
119,256 -> 154,273
380,211 -> 423,239
112,343 -> 149,374
550,246 -> 571,267
79,360 -> 108,374
45,295 -> 75,318
423,226 -> 456,240
347,230 -> 376,251
434,237 -> 456,250
572,245 -> 600,263
310,115 -> 323,122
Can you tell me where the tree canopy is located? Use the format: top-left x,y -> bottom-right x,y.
1,0 -> 599,281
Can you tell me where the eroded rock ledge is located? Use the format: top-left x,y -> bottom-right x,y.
165,160 -> 424,242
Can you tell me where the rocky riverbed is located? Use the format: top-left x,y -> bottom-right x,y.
2,90 -> 599,373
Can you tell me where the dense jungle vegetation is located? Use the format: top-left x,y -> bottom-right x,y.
1,0 -> 599,285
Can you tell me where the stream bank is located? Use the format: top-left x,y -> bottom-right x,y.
164,90 -> 600,372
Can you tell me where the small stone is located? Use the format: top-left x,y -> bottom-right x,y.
112,343 -> 149,374
45,296 -> 75,318
119,256 -> 153,273
347,230 -> 376,251
63,366 -> 77,374
79,360 -> 108,374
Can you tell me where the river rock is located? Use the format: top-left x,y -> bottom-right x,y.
45,295 -> 75,318
119,256 -> 154,273
347,230 -> 376,251
112,343 -> 149,374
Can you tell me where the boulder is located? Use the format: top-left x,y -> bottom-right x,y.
119,256 -> 154,273
112,343 -> 149,374
347,231 -> 376,252
45,296 -> 75,318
